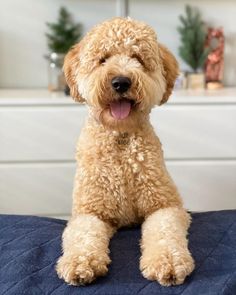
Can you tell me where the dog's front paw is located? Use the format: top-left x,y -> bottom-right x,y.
56,252 -> 110,285
140,247 -> 194,286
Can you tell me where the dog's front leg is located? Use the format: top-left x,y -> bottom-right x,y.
56,214 -> 114,285
140,207 -> 194,286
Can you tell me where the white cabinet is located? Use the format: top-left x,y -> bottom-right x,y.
0,90 -> 83,217
152,89 -> 236,211
0,89 -> 235,216
0,107 -> 86,161
152,105 -> 236,159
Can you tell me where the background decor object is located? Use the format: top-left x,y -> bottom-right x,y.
205,27 -> 224,90
46,52 -> 65,92
187,72 -> 205,90
45,7 -> 82,92
174,71 -> 187,90
178,5 -> 209,89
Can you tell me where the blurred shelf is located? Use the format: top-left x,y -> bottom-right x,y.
0,89 -> 73,106
171,87 -> 236,105
0,87 -> 236,106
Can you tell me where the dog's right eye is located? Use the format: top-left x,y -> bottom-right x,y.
99,58 -> 106,64
99,55 -> 110,65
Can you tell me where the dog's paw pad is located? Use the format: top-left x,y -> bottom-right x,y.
140,249 -> 194,286
56,254 -> 110,285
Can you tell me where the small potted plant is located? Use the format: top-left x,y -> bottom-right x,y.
178,5 -> 209,89
45,7 -> 82,92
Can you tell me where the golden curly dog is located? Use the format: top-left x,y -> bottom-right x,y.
56,17 -> 194,287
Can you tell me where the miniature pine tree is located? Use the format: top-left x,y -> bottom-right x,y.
178,5 -> 209,72
46,7 -> 82,54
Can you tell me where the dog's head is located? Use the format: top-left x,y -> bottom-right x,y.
64,17 -> 179,131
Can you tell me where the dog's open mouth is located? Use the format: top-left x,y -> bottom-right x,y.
109,98 -> 135,120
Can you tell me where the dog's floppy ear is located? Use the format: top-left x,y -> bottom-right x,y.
63,43 -> 85,102
159,44 -> 179,105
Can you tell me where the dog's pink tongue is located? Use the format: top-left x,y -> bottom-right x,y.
110,99 -> 131,120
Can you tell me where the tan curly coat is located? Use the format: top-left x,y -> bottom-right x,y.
56,17 -> 194,287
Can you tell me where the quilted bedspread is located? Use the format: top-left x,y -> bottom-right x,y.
0,211 -> 236,295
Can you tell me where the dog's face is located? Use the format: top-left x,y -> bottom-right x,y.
64,18 -> 179,131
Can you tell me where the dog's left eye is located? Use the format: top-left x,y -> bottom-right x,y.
131,54 -> 144,66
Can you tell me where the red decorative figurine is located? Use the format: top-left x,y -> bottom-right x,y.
205,27 -> 224,89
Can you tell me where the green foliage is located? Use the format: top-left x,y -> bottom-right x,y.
178,5 -> 209,72
46,7 -> 82,54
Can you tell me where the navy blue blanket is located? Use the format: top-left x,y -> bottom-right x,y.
0,211 -> 236,295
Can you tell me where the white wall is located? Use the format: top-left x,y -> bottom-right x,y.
0,0 -> 236,88
0,0 -> 115,89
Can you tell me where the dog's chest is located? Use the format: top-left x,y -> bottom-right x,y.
98,131 -> 162,193
109,132 -> 147,173
76,129 -> 164,226
103,132 -> 163,224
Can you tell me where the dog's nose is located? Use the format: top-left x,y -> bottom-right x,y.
111,76 -> 131,93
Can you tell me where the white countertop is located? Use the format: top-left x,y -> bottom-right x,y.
0,89 -> 73,106
171,88 -> 236,104
0,88 -> 236,105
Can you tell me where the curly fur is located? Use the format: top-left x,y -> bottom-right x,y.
56,17 -> 194,286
